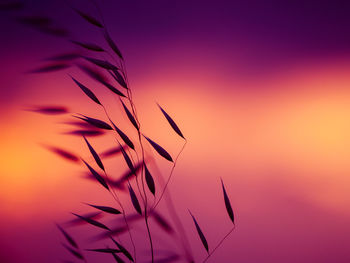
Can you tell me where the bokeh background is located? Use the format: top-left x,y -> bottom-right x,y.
1,0 -> 350,262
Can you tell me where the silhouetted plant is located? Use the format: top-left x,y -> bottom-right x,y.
3,1 -> 236,262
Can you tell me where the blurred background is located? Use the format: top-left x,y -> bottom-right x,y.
1,0 -> 350,262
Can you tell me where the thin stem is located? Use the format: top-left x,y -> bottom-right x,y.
102,169 -> 137,261
202,226 -> 235,263
153,139 -> 187,209
122,61 -> 155,263
100,105 -> 137,262
146,147 -> 194,262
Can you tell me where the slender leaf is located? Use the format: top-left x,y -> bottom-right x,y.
73,8 -> 103,28
93,226 -> 129,241
104,30 -> 123,60
189,211 -> 209,253
82,159 -> 109,190
78,63 -> 108,83
128,184 -> 142,215
120,99 -> 139,130
112,253 -> 125,263
221,178 -> 234,224
109,119 -> 134,150
71,40 -> 104,52
72,213 -> 110,231
71,77 -> 101,105
101,80 -> 126,97
29,63 -> 70,73
118,141 -> 135,174
111,237 -> 134,262
86,248 -> 120,253
150,254 -> 180,263
100,146 -> 124,158
78,64 -> 126,97
73,115 -> 113,130
83,56 -> 117,70
86,203 -> 121,215
158,104 -> 184,139
83,136 -> 104,171
43,145 -> 79,163
143,136 -> 173,162
144,164 -> 155,195
65,129 -> 105,137
56,224 -> 78,248
151,211 -> 173,234
66,212 -> 102,226
62,243 -> 84,260
112,162 -> 143,189
27,105 -> 68,115
45,52 -> 80,61
111,69 -> 128,89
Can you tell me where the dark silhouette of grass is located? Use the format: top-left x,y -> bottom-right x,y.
3,1 -> 237,262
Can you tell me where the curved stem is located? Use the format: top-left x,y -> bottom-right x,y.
153,139 -> 187,209
202,226 -> 235,263
100,105 -> 137,262
121,60 -> 154,263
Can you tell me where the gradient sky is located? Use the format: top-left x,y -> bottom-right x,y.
1,0 -> 350,262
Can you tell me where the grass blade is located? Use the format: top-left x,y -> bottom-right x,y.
73,115 -> 113,130
143,135 -> 173,162
78,63 -> 108,83
71,77 -> 101,105
101,81 -> 126,97
27,105 -> 68,115
128,184 -> 142,215
72,213 -> 110,231
71,40 -> 104,52
86,203 -> 121,214
111,236 -> 134,262
56,224 -> 78,249
66,212 -> 102,226
73,8 -> 103,28
83,136 -> 104,171
151,211 -> 173,234
119,141 -> 135,174
158,104 -> 184,139
221,178 -> 234,224
82,159 -> 109,190
109,119 -> 135,150
64,129 -> 105,137
86,248 -> 120,253
83,56 -> 117,70
62,243 -> 84,260
112,162 -> 143,189
29,63 -> 69,73
45,52 -> 80,61
78,63 -> 125,97
120,99 -> 139,130
43,145 -> 79,163
112,253 -> 125,263
100,146 -> 124,158
144,164 -> 155,195
189,210 -> 209,253
111,69 -> 128,89
104,30 -> 123,60
93,226 -> 129,240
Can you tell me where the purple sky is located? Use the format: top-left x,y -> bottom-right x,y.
1,1 -> 350,263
